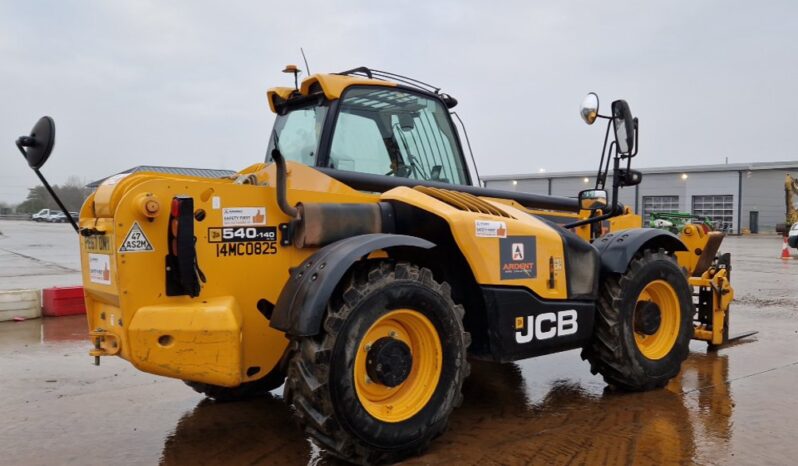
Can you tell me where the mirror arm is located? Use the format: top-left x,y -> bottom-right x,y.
564,206 -> 619,229
569,153 -> 624,230
16,140 -> 80,234
595,120 -> 612,189
610,155 -> 622,216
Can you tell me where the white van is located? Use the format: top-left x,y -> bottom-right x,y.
31,208 -> 52,221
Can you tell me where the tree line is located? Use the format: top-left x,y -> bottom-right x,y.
7,177 -> 93,214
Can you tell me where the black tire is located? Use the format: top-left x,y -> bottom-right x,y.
185,366 -> 286,402
582,249 -> 693,391
285,261 -> 470,465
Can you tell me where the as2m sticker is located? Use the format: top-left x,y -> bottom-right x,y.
119,222 -> 153,253
208,227 -> 277,243
215,242 -> 277,257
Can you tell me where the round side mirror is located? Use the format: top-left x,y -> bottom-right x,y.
18,116 -> 56,170
580,93 -> 599,125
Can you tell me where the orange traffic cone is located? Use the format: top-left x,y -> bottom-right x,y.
781,236 -> 791,260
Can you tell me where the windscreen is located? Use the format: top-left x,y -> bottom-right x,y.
329,87 -> 469,185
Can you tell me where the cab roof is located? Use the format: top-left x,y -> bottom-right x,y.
267,73 -> 394,113
266,67 -> 454,113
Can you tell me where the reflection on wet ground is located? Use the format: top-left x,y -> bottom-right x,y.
156,352 -> 740,466
2,236 -> 798,465
2,306 -> 797,465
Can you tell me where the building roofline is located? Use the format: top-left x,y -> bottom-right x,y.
482,160 -> 798,181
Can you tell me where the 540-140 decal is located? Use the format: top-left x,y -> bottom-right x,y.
208,226 -> 278,257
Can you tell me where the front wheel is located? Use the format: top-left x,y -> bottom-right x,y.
583,249 -> 693,390
285,261 -> 469,465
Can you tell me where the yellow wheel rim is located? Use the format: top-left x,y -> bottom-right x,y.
634,280 -> 681,360
354,309 -> 442,423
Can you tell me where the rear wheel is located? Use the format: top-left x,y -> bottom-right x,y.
285,261 -> 469,465
583,249 -> 693,390
185,366 -> 286,402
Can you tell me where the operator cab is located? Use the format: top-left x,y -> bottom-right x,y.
265,68 -> 473,187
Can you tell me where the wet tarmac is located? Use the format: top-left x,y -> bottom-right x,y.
0,220 -> 81,290
1,231 -> 797,465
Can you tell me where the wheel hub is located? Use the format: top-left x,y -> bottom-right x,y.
635,300 -> 662,335
366,337 -> 413,387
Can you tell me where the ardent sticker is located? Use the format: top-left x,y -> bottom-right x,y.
499,236 -> 537,280
222,207 -> 266,226
475,220 -> 507,238
88,253 -> 111,285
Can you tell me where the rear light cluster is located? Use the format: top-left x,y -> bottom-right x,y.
166,196 -> 203,297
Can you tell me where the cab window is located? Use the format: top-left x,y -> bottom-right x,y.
328,87 -> 468,185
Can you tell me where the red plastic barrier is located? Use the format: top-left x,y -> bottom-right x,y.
42,286 -> 86,317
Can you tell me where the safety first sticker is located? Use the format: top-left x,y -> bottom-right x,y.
119,222 -> 153,253
475,220 -> 507,238
222,207 -> 266,226
88,253 -> 111,285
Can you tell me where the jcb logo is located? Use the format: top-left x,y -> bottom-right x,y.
514,310 -> 578,343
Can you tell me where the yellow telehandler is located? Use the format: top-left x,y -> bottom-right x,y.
15,67 -> 735,464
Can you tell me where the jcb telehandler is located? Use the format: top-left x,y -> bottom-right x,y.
15,67 -> 735,464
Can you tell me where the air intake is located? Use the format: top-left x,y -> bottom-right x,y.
414,186 -> 513,218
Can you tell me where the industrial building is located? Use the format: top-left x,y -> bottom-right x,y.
483,161 -> 798,234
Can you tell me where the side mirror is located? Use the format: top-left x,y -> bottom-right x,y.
16,116 -> 56,170
580,93 -> 599,125
578,189 -> 608,211
611,100 -> 635,155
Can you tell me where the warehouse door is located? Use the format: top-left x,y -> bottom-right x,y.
750,211 -> 759,234
692,195 -> 734,232
642,196 -> 680,223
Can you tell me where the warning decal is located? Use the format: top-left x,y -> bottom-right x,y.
119,222 -> 154,253
222,207 -> 266,226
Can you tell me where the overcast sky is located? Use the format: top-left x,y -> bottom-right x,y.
1,1 -> 795,204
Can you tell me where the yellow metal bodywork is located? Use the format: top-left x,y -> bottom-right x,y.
608,208 -> 643,233
382,187 -> 569,299
80,162 -> 377,387
79,159 -> 733,385
267,73 -> 396,113
691,268 -> 733,345
354,309 -> 442,423
786,174 -> 798,226
79,160 -> 575,386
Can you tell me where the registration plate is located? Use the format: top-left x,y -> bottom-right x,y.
84,235 -> 112,254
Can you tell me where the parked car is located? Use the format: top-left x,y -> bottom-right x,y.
49,212 -> 67,223
788,223 -> 798,248
47,211 -> 78,223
